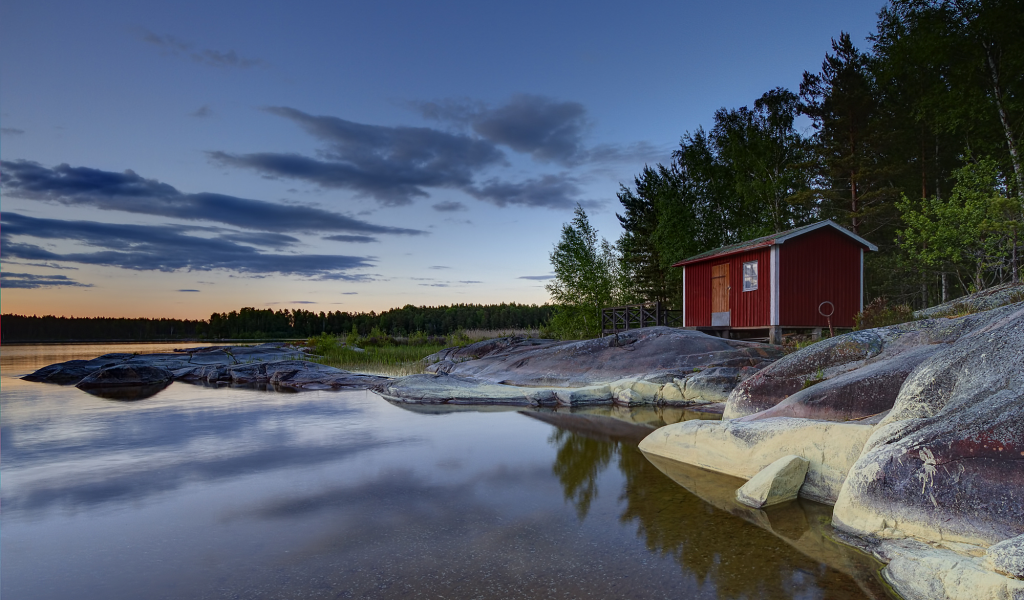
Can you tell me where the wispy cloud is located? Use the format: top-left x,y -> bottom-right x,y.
518,274 -> 555,280
1,212 -> 374,279
209,106 -> 587,210
431,201 -> 466,212
141,31 -> 265,69
416,94 -> 588,165
209,106 -> 506,206
323,234 -> 379,243
1,160 -> 427,237
177,289 -> 200,292
1,127 -> 25,136
1,272 -> 93,289
190,105 -> 212,118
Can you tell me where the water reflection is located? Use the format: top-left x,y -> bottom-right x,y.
3,343 -> 894,600
542,411 -> 894,599
78,381 -> 172,401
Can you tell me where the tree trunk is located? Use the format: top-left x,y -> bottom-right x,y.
942,272 -> 949,303
983,41 -> 1024,197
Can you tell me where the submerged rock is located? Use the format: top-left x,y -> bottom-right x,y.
735,454 -> 809,508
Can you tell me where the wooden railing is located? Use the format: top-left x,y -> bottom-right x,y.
601,302 -> 683,335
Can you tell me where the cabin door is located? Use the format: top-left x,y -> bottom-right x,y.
711,263 -> 730,326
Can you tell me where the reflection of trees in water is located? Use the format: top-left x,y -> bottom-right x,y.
549,427 -> 882,600
549,429 -> 614,520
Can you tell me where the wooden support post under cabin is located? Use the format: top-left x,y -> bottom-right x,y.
769,326 -> 783,345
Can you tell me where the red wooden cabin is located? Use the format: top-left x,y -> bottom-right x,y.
672,220 -> 877,343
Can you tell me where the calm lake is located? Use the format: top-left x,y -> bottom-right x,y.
1,343 -> 895,599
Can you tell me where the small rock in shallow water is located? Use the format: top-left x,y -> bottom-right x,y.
735,454 -> 809,508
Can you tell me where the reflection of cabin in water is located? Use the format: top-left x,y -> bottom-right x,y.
674,220 -> 876,344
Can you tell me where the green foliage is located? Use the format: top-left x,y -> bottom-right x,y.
546,204 -> 623,339
306,337 -> 447,377
898,157 -> 1022,291
854,297 -> 916,330
607,1 -> 1023,313
615,89 -> 817,311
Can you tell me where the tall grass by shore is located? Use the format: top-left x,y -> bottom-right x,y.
308,342 -> 449,376
302,328 -> 541,376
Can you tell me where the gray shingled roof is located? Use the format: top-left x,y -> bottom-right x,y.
672,220 -> 875,267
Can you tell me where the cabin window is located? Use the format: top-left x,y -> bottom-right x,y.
742,261 -> 758,291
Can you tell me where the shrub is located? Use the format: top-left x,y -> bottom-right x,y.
854,297 -> 915,330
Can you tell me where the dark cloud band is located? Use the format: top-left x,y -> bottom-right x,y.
0,160 -> 425,236
1,212 -> 374,279
1,272 -> 93,289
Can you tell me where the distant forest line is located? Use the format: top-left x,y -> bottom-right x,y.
1,303 -> 555,342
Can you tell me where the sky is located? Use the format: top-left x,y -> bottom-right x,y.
1,0 -> 883,319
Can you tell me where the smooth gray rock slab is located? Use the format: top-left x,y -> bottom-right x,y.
24,343 -> 311,386
24,344 -> 387,394
735,454 -> 809,508
76,364 -> 175,389
833,304 -> 1024,547
373,373 -> 549,406
424,327 -> 782,388
986,535 -> 1024,580
915,282 -> 1024,318
735,345 -> 940,422
176,360 -> 389,390
725,302 -> 1024,420
22,353 -> 135,384
683,367 -> 741,403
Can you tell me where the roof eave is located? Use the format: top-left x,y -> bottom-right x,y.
671,240 -> 775,267
774,220 -> 879,251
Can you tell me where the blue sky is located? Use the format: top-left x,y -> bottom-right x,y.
1,0 -> 882,318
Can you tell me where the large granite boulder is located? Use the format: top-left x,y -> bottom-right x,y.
425,327 -> 781,388
833,304 -> 1024,548
724,307 -> 1016,421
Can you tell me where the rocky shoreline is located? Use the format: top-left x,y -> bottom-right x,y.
23,292 -> 1024,600
23,343 -> 389,400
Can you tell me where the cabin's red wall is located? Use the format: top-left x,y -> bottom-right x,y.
684,262 -> 712,326
684,247 -> 770,327
729,247 -> 771,327
779,228 -> 862,327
